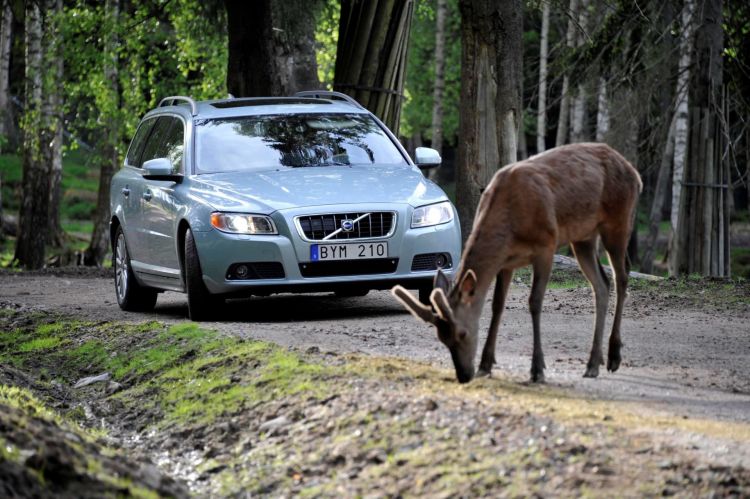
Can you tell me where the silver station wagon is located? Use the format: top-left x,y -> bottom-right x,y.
110,91 -> 461,320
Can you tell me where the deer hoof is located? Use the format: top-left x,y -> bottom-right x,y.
607,355 -> 621,373
583,364 -> 600,378
476,366 -> 492,378
529,370 -> 545,383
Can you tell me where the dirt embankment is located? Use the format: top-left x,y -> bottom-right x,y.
1,303 -> 750,497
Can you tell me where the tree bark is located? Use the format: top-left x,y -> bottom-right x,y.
668,0 -> 694,275
47,0 -> 64,248
14,1 -> 48,269
225,0 -> 323,97
594,77 -> 609,142
673,0 -> 728,277
456,0 -> 522,242
333,0 -> 415,134
427,0 -> 447,180
570,0 -> 590,143
84,0 -> 120,266
0,0 -> 12,151
555,0 -> 579,147
536,1 -> 550,154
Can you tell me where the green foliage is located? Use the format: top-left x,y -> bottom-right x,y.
400,0 -> 461,144
315,0 -> 340,87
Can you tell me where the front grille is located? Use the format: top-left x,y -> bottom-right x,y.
411,253 -> 453,271
296,212 -> 395,241
299,258 -> 399,278
226,262 -> 285,280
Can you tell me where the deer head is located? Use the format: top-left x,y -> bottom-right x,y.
392,269 -> 482,383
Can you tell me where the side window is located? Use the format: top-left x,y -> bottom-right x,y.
162,118 -> 185,174
140,116 -> 185,174
125,119 -> 155,167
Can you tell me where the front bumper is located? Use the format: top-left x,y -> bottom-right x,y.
192,203 -> 461,296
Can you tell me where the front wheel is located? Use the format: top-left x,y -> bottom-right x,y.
113,228 -> 158,312
184,228 -> 222,321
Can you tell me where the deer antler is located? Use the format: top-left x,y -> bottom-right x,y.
391,285 -> 437,324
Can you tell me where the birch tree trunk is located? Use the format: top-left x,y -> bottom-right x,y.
47,0 -> 64,248
14,2 -> 48,269
570,0 -> 590,143
555,0 -> 579,147
84,0 -> 120,266
595,77 -> 609,142
428,0 -> 447,181
668,0 -> 694,275
0,0 -> 12,150
456,0 -> 522,242
334,0 -> 415,134
536,1 -> 549,154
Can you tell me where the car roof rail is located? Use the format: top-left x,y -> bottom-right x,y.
294,90 -> 365,110
158,95 -> 198,116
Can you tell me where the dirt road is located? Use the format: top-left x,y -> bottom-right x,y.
1,268 -> 749,439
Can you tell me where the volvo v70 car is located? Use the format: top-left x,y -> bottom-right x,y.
110,91 -> 461,320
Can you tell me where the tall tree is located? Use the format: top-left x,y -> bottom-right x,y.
555,0 -> 578,146
428,0 -> 447,180
455,0 -> 522,241
84,0 -> 120,266
46,0 -> 64,247
570,0 -> 590,143
224,0 -> 323,97
672,0 -> 729,276
14,1 -> 48,268
334,0 -> 415,134
0,0 -> 11,150
536,1 -> 550,154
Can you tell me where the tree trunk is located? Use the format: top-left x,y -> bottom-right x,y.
47,0 -> 64,248
333,0 -> 415,134
428,0 -> 447,181
595,77 -> 609,142
84,0 -> 120,267
225,0 -> 323,97
668,0 -> 694,275
456,0 -> 522,242
570,0 -> 590,143
673,0 -> 728,277
555,0 -> 579,147
536,1 -> 550,154
641,116 -> 676,274
0,0 -> 12,151
14,2 -> 48,269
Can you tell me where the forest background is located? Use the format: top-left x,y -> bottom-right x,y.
0,0 -> 747,279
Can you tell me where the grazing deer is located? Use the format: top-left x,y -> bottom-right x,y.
393,143 -> 642,383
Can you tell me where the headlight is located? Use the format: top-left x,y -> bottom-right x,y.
210,213 -> 277,234
411,201 -> 454,228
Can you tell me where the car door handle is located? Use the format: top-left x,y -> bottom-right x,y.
121,187 -> 130,197
143,190 -> 153,202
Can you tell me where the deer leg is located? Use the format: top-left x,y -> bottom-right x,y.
477,269 -> 513,377
571,239 -> 610,378
601,242 -> 629,373
529,252 -> 553,383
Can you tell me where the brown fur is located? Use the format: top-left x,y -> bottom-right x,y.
393,143 -> 642,383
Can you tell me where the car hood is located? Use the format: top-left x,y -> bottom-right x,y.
188,166 -> 448,213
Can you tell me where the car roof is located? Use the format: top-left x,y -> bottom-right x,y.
145,96 -> 371,121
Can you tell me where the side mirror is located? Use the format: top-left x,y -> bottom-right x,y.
142,158 -> 182,182
414,147 -> 441,169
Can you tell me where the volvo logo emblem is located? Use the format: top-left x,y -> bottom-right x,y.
341,220 -> 355,232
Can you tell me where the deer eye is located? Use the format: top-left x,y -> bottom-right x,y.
457,330 -> 468,341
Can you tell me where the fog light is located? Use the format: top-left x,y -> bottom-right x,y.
435,253 -> 447,268
235,264 -> 249,279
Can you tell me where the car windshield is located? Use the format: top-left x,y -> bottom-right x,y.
194,113 -> 408,173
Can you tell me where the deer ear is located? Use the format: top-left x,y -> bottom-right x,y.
434,268 -> 451,293
391,285 -> 437,325
430,287 -> 454,323
459,269 -> 478,303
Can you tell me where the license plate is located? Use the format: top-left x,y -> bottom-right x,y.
310,242 -> 388,261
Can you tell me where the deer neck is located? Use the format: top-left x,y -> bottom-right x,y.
456,228 -> 509,304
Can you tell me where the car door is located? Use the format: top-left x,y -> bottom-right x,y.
139,115 -> 185,281
118,117 -> 156,265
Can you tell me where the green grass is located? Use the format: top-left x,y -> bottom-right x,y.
18,336 -> 64,352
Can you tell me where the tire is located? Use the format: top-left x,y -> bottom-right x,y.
184,228 -> 222,321
113,227 -> 158,312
